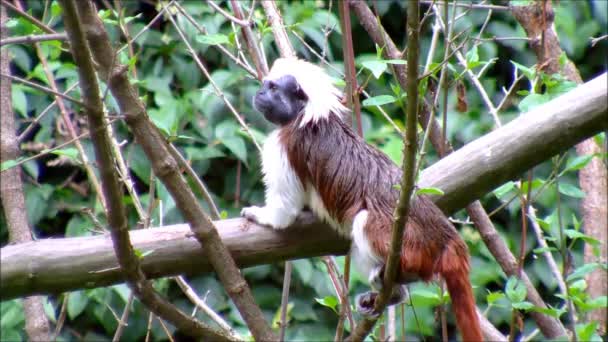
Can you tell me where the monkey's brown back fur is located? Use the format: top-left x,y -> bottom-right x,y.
280,114 -> 483,341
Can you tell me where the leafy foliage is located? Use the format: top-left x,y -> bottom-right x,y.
1,0 -> 606,341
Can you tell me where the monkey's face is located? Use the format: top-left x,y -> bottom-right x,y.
253,75 -> 308,126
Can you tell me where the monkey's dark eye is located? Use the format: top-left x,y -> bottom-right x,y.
268,81 -> 277,91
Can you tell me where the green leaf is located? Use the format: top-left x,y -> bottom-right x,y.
512,301 -> 534,311
505,276 -> 527,303
221,136 -> 248,165
384,59 -> 406,65
12,85 -> 27,118
133,248 -> 154,260
567,263 -> 602,282
411,289 -> 441,306
518,93 -> 550,112
315,296 -> 339,314
50,147 -> 80,162
361,60 -> 388,79
565,154 -> 595,172
486,291 -> 505,304
558,183 -> 586,198
416,187 -> 444,196
511,60 -> 535,80
1,159 -> 20,172
564,229 -> 600,245
533,246 -> 557,254
530,305 -> 567,318
576,322 -> 600,342
67,290 -> 89,320
220,210 -> 228,219
493,181 -> 515,198
272,302 -> 294,329
293,259 -> 314,286
362,95 -> 397,107
466,45 -> 479,65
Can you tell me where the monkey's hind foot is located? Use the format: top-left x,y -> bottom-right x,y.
355,291 -> 381,318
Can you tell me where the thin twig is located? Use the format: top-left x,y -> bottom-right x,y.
230,0 -> 268,77
420,0 -> 510,11
174,276 -> 242,340
18,82 -> 79,142
2,117 -> 120,172
51,293 -> 69,340
0,32 -> 67,46
166,143 -> 222,220
207,0 -> 251,27
165,4 -> 262,152
112,292 -> 134,342
0,0 -> 57,33
278,262 -> 292,341
0,73 -> 85,108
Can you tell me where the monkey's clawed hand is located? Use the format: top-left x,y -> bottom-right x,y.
241,206 -> 267,226
356,291 -> 381,318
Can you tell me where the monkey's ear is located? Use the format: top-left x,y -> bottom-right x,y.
295,84 -> 308,102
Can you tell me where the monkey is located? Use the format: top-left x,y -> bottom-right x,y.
241,58 -> 483,341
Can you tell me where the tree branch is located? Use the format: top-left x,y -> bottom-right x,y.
512,2 -> 608,334
57,0 -> 234,340
3,74 -> 606,300
0,6 -> 51,341
70,1 -> 275,339
349,1 -> 420,340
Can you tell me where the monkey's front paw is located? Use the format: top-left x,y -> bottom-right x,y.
241,206 -> 264,225
356,291 -> 381,318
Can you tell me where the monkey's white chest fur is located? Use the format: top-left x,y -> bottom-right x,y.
241,130 -> 381,281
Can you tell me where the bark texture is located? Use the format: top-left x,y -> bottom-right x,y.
513,2 -> 607,333
0,6 -> 51,341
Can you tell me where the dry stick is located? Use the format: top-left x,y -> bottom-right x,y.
18,2 -> 166,143
33,39 -> 107,211
208,0 -> 251,27
513,1 -> 607,335
167,143 -> 221,220
421,0 -> 510,12
3,117 -> 120,172
260,0 -> 295,58
278,262 -> 292,341
323,257 -> 356,336
18,82 -> 79,142
174,276 -> 241,340
51,293 -> 69,340
1,10 -> 51,340
349,1 -> 420,341
290,30 -> 403,135
431,2 -> 568,338
163,1 -> 251,218
172,3 -> 256,77
165,3 -> 262,153
335,2 -> 360,340
112,292 -> 134,342
350,0 -> 566,339
528,207 -> 567,295
0,32 -> 67,45
113,0 -> 138,80
74,0 -> 274,339
0,73 -> 85,108
0,0 -> 56,33
229,0 -> 267,77
255,3 -> 299,339
432,4 -> 501,128
57,0 -> 234,340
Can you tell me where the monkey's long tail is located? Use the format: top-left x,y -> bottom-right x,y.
438,239 -> 483,341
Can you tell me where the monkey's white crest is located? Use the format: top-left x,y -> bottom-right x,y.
265,58 -> 348,126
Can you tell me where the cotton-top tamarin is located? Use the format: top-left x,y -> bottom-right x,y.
241,58 -> 482,341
